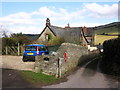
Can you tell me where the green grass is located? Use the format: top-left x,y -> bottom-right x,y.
94,26 -> 120,45
94,25 -> 119,45
19,70 -> 60,85
94,26 -> 118,35
94,35 -> 118,45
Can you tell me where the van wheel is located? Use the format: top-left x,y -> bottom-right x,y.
22,56 -> 27,62
23,59 -> 27,62
22,57 -> 27,62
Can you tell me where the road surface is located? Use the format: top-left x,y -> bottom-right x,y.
42,57 -> 119,88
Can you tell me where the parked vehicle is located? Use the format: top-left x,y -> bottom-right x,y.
23,44 -> 49,62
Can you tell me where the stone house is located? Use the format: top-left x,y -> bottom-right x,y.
37,18 -> 93,46
81,26 -> 94,46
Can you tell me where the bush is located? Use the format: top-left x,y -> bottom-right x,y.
100,38 -> 120,76
46,37 -> 65,45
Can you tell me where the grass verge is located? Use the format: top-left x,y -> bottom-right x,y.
19,70 -> 60,86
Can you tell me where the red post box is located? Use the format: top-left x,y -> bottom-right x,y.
64,53 -> 67,62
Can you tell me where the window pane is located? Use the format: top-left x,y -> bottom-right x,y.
38,46 -> 48,51
25,46 -> 36,51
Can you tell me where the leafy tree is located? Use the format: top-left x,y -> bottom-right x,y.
2,32 -> 33,47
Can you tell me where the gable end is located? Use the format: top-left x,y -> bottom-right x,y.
38,25 -> 57,39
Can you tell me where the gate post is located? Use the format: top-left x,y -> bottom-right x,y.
56,57 -> 62,78
5,46 -> 8,55
18,43 -> 20,56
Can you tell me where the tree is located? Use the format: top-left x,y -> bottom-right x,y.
2,32 -> 33,47
10,32 -> 33,45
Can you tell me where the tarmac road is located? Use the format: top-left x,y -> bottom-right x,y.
42,57 -> 119,88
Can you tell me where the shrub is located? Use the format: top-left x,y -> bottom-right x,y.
46,37 -> 65,46
100,38 -> 120,76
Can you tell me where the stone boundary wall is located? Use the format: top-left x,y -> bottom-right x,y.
34,43 -> 89,77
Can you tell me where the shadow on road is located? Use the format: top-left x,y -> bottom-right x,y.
78,54 -> 120,88
78,54 -> 119,78
81,58 -> 99,77
2,68 -> 33,88
77,54 -> 101,77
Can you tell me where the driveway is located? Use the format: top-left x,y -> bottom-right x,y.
1,55 -> 35,71
1,55 -> 35,88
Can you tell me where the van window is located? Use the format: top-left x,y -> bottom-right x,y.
38,46 -> 48,51
25,46 -> 37,51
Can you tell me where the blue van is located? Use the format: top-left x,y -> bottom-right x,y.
23,44 -> 49,62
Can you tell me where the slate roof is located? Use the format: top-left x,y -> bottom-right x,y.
49,26 -> 65,37
49,25 -> 82,41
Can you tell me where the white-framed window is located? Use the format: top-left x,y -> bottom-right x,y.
46,34 -> 49,40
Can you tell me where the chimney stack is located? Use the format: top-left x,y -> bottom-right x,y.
83,26 -> 86,33
65,23 -> 70,28
46,18 -> 51,26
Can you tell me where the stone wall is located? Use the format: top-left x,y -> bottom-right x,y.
34,55 -> 58,76
34,43 -> 89,77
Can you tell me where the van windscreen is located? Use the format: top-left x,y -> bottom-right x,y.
25,46 -> 37,51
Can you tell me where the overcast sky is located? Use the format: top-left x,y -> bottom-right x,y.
0,1 -> 119,34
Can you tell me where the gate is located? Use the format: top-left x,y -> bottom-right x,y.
2,44 -> 24,56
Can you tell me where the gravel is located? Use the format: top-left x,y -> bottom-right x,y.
1,55 -> 35,71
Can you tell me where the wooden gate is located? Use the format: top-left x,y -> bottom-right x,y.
2,44 -> 24,56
